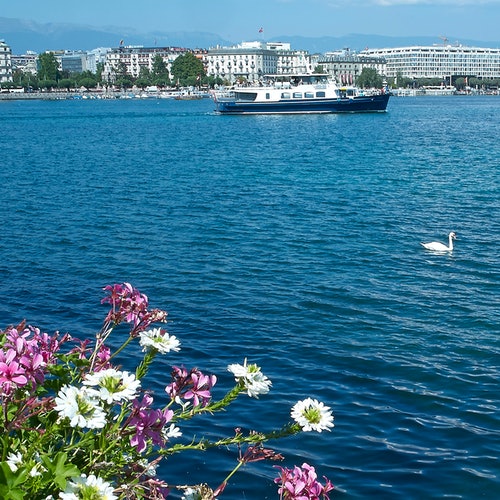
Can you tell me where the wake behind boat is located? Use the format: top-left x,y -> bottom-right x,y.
212,74 -> 390,115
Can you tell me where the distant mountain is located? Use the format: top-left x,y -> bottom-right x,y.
1,17 -> 499,55
0,17 -> 232,53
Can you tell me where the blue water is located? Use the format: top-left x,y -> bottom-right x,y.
1,96 -> 499,499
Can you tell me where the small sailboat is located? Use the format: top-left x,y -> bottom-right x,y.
420,232 -> 457,252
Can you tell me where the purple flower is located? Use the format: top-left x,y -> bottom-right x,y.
165,366 -> 216,408
0,349 -> 28,394
274,463 -> 334,500
127,394 -> 173,453
0,325 -> 68,394
101,283 -> 167,335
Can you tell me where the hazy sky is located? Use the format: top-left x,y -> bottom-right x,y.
2,0 -> 500,43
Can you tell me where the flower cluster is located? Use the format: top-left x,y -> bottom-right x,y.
139,327 -> 180,354
60,474 -> 116,500
166,366 -> 217,409
227,358 -> 272,398
0,323 -> 68,396
127,394 -> 175,453
275,463 -> 334,500
0,283 -> 334,499
101,282 -> 167,335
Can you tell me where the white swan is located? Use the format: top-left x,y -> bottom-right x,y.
420,232 -> 457,251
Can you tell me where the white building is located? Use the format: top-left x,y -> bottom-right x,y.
318,51 -> 386,84
0,40 -> 13,83
206,41 -> 311,83
361,45 -> 500,80
102,46 -> 196,83
86,48 -> 111,74
11,51 -> 38,75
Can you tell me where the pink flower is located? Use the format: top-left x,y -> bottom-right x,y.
0,349 -> 28,394
127,394 -> 173,453
274,463 -> 334,500
165,366 -> 216,408
1,325 -> 68,392
101,283 -> 167,335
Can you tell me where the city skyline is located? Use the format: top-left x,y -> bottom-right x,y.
1,0 -> 500,46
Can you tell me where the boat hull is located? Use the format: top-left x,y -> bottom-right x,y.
215,93 -> 390,114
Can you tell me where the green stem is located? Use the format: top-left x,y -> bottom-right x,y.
171,384 -> 243,421
109,335 -> 135,363
135,349 -> 157,380
161,422 -> 302,456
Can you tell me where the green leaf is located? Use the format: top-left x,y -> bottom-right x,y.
0,462 -> 28,499
40,452 -> 80,490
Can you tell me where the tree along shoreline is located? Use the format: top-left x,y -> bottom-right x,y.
0,89 -> 212,100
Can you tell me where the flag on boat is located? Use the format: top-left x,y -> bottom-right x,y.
259,27 -> 264,33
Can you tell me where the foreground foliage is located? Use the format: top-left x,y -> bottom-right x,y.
0,283 -> 334,499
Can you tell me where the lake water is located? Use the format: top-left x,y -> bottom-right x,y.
0,95 -> 499,499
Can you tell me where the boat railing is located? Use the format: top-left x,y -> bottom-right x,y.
211,89 -> 234,101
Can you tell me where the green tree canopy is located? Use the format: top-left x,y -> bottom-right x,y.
38,52 -> 60,81
135,66 -> 152,88
356,67 -> 383,89
151,54 -> 171,86
171,52 -> 205,86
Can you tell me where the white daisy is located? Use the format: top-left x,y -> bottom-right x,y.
54,385 -> 107,429
83,368 -> 141,404
6,452 -> 22,472
139,327 -> 181,354
291,397 -> 334,432
59,474 -> 116,500
227,358 -> 272,398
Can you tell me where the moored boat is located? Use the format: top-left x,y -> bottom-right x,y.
212,74 -> 390,114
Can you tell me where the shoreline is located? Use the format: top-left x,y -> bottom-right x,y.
1,90 -> 498,101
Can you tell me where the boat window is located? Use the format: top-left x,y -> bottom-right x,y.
305,92 -> 314,98
293,92 -> 302,98
266,93 -> 270,100
281,92 -> 291,99
234,92 -> 258,101
316,91 -> 326,98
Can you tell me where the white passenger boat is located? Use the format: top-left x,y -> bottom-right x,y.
212,74 -> 390,114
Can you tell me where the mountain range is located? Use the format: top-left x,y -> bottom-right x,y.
1,16 -> 499,55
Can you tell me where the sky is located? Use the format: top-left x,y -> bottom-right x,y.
1,0 -> 500,43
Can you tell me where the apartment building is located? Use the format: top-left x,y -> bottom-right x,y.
206,41 -> 311,83
102,46 -> 196,83
0,40 -> 13,83
362,45 -> 500,80
318,51 -> 386,84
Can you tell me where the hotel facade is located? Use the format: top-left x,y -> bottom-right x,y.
361,45 -> 500,80
205,42 -> 311,82
102,46 -> 202,83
